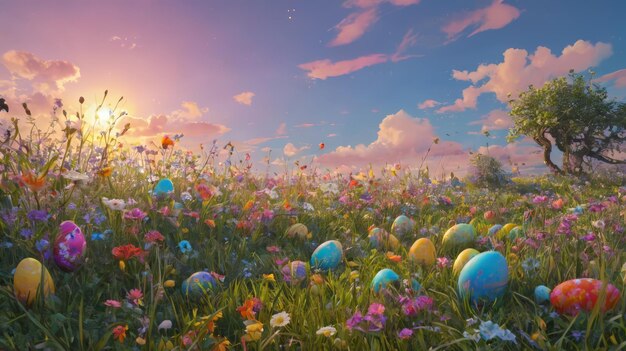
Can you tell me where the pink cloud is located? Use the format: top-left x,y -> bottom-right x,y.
437,40 -> 613,112
442,0 -> 520,42
283,142 -> 310,157
317,110 -> 466,168
275,122 -> 287,135
329,8 -> 378,47
391,29 -> 421,62
2,50 -> 80,93
469,109 -> 513,132
233,91 -> 255,106
595,68 -> 626,88
296,123 -> 317,128
299,54 -> 388,80
343,0 -> 420,8
418,99 -> 440,109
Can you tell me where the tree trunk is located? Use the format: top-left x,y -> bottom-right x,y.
534,133 -> 563,175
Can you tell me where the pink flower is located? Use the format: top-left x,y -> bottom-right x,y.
266,246 -> 280,253
437,257 -> 450,268
124,208 -> 147,221
398,328 -> 413,340
367,303 -> 385,316
126,288 -> 143,306
104,299 -> 122,308
144,230 -> 165,243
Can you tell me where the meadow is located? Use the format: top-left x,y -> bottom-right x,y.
1,97 -> 626,350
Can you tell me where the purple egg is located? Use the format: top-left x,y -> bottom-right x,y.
282,261 -> 307,285
53,220 -> 87,272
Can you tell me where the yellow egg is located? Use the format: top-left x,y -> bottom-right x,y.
409,238 -> 436,266
286,223 -> 308,240
13,258 -> 55,306
498,223 -> 518,239
452,248 -> 480,276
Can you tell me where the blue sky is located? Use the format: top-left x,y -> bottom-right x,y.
1,0 -> 625,174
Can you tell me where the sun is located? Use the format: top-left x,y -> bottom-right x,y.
97,107 -> 113,124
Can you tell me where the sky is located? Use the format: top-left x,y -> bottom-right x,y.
1,0 -> 625,176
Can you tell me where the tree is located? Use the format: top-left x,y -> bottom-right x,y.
507,71 -> 626,175
467,153 -> 509,188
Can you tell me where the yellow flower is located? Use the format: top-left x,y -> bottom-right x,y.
212,339 -> 231,351
119,260 -> 126,271
182,228 -> 189,234
244,320 -> 263,341
136,337 -> 146,345
97,166 -> 113,177
164,280 -> 175,288
349,270 -> 359,281
262,274 -> 275,282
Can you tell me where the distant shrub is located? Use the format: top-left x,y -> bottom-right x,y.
466,154 -> 509,189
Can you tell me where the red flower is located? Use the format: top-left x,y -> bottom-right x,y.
161,135 -> 175,149
112,244 -> 142,260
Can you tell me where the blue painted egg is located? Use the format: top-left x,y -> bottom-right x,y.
371,268 -> 400,293
153,178 -> 174,198
282,260 -> 307,285
458,251 -> 508,303
508,226 -> 524,240
487,224 -> 502,237
442,223 -> 476,251
182,271 -> 217,297
310,240 -> 343,271
534,285 -> 551,304
391,215 -> 414,237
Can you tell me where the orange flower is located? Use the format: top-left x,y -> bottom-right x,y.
97,166 -> 113,177
283,199 -> 291,211
21,172 -> 46,192
161,135 -> 175,149
113,325 -> 128,343
243,200 -> 254,211
386,252 -> 402,263
236,299 -> 256,320
204,219 -> 216,228
212,339 -> 231,351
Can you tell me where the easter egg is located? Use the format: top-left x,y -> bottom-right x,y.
282,261 -> 307,285
368,227 -> 400,250
442,224 -> 476,251
53,221 -> 87,272
498,223 -> 518,239
153,178 -> 174,197
310,240 -> 343,271
550,278 -> 620,315
286,223 -> 308,240
487,224 -> 502,237
391,215 -> 414,237
408,238 -> 436,266
458,251 -> 508,303
453,248 -> 480,276
14,258 -> 55,305
182,272 -> 217,297
534,285 -> 551,304
508,226 -> 524,240
371,268 -> 400,293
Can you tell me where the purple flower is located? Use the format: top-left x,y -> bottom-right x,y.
27,210 -> 49,222
581,232 -> 596,242
532,195 -> 548,204
20,228 -> 33,239
124,208 -> 147,220
398,328 -> 413,340
346,311 -> 363,331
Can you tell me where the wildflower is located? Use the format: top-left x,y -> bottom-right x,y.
104,299 -> 122,308
521,258 -> 540,274
21,172 -> 46,192
112,244 -> 142,260
243,320 -> 264,341
398,328 -> 413,340
463,330 -> 481,342
161,135 -> 175,149
270,311 -> 290,328
27,210 -> 49,222
316,326 -> 337,337
346,311 -> 363,331
63,170 -> 89,182
178,240 -> 193,254
91,232 -> 105,241
20,228 -> 33,239
532,195 -> 548,204
126,288 -> 143,306
158,320 -> 172,332
196,311 -> 223,333
367,303 -> 385,316
237,298 -> 257,320
97,166 -> 113,177
212,339 -> 231,351
592,220 -> 605,229
102,197 -> 126,211
136,337 -> 146,345
124,208 -> 147,220
112,325 -> 128,343
262,274 -> 275,282
437,257 -> 451,268
144,230 -> 165,243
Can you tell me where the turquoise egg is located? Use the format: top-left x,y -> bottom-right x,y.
487,224 -> 502,236
182,272 -> 217,297
153,178 -> 174,198
534,285 -> 551,304
371,268 -> 400,293
310,240 -> 343,271
458,251 -> 508,303
508,226 -> 524,240
391,215 -> 414,237
411,278 -> 421,292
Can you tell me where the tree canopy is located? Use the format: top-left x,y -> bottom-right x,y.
507,71 -> 626,175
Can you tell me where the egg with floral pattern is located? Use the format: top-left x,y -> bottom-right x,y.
391,215 -> 414,237
550,278 -> 620,315
282,260 -> 308,285
53,221 -> 87,272
368,227 -> 400,250
182,271 -> 217,297
442,223 -> 476,252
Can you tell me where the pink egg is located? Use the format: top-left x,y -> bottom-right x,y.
550,278 -> 620,315
53,220 -> 87,272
